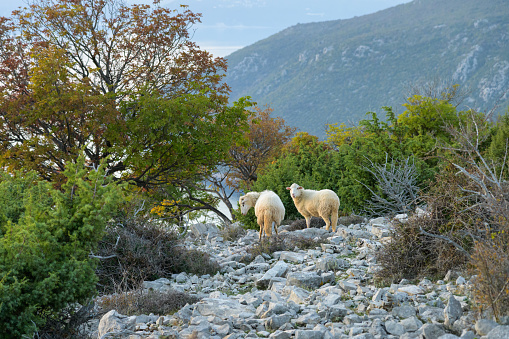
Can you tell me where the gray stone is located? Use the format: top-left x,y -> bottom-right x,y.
239,294 -> 263,308
190,222 -> 219,238
344,314 -> 363,325
392,305 -> 416,318
269,330 -> 292,339
256,301 -> 289,319
456,276 -> 467,285
245,262 -> 271,274
367,308 -> 388,319
294,330 -> 324,339
175,273 -> 187,283
98,310 -> 136,338
327,305 -> 348,321
444,294 -> 463,327
256,261 -> 289,289
322,293 -> 343,307
294,227 -> 331,239
294,312 -> 321,326
485,325 -> 509,338
369,318 -> 387,336
400,316 -> 423,332
420,323 -> 446,338
371,225 -> 390,238
213,323 -> 232,336
315,256 -> 348,271
398,285 -> 425,295
195,298 -> 254,319
371,288 -> 387,302
351,333 -> 375,339
338,280 -> 358,292
460,330 -> 475,339
280,251 -> 306,263
286,272 -> 322,290
385,320 -> 406,336
475,318 -> 499,336
369,217 -> 388,226
265,314 -> 292,331
285,285 -> 310,304
437,335 -> 459,339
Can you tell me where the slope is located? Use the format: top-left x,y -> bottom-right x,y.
225,0 -> 509,138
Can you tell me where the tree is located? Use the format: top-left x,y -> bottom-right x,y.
0,0 -> 251,188
227,106 -> 295,190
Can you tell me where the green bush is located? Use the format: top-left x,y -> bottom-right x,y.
0,158 -> 123,338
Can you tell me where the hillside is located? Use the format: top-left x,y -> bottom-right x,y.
224,0 -> 509,139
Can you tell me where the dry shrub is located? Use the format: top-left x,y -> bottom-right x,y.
375,220 -> 467,285
285,217 -> 325,231
220,223 -> 247,241
467,186 -> 509,320
34,303 -> 96,339
470,238 -> 509,321
98,289 -> 199,316
245,233 -> 326,260
374,166 -> 472,285
96,214 -> 220,293
338,215 -> 366,226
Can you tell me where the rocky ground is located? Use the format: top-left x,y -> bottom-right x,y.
92,216 -> 509,339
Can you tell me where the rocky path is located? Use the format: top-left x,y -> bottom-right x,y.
94,217 -> 509,339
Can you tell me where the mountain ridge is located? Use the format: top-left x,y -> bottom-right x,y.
225,0 -> 509,138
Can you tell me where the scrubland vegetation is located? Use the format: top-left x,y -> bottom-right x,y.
1,0 -> 509,337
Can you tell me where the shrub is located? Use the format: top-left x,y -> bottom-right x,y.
232,206 -> 258,230
285,217 -> 325,231
220,223 -> 247,241
244,233 -> 327,262
96,205 -> 220,293
33,302 -> 97,339
98,288 -> 199,316
374,219 -> 466,285
338,215 -> 366,226
374,167 -> 472,285
0,157 -> 123,338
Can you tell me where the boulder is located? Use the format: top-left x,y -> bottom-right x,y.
98,310 -> 136,338
286,272 -> 322,290
444,294 -> 463,328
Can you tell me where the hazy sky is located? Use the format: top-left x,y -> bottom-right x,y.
1,0 -> 412,57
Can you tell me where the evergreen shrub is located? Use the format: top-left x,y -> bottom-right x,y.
0,157 -> 123,338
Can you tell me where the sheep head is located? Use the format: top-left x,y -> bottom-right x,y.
239,192 -> 259,215
286,183 -> 303,199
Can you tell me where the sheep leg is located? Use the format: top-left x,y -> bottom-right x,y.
331,210 -> 338,232
264,214 -> 273,237
257,215 -> 264,241
274,221 -> 279,236
305,216 -> 311,228
321,214 -> 331,231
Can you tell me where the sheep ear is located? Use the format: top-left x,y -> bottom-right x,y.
286,187 -> 291,190
298,186 -> 303,189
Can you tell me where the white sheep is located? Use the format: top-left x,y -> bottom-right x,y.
239,190 -> 285,240
286,183 -> 340,232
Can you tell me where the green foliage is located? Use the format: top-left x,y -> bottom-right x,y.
233,206 -> 258,230
0,157 -> 123,338
251,106 -> 439,215
117,90 -> 252,187
251,139 -> 335,218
